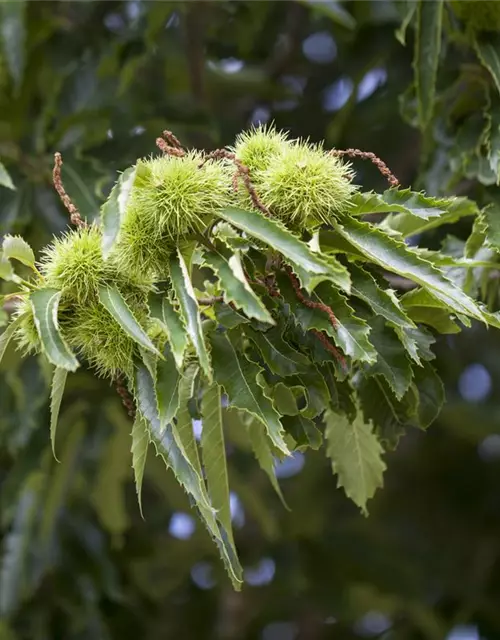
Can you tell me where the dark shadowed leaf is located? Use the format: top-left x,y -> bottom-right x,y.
209,330 -> 289,455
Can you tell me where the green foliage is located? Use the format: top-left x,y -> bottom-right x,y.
3,2 -> 500,635
4,115 -> 500,583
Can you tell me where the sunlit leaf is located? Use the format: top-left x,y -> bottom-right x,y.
156,344 -> 181,431
219,206 -> 350,293
98,285 -> 161,356
31,289 -> 79,371
135,364 -> 242,588
334,217 -> 485,322
101,165 -> 137,258
0,161 -> 15,191
2,236 -> 35,270
203,247 -> 274,324
131,413 -> 149,519
149,292 -> 188,371
49,367 -> 67,462
169,250 -> 212,380
201,382 -> 234,541
324,407 -> 386,514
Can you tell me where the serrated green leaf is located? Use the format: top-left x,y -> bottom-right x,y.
278,275 -> 376,364
0,0 -> 26,90
49,367 -> 67,462
244,325 -> 310,376
219,206 -> 350,293
209,330 -> 289,455
201,382 -> 234,541
131,413 -> 149,519
139,345 -> 157,381
414,0 -> 443,129
0,315 -> 23,365
203,247 -> 274,324
349,188 -> 448,218
324,407 -> 386,515
173,366 -> 205,480
475,32 -> 500,96
405,306 -> 461,334
401,288 -> 464,332
349,263 -> 415,328
150,293 -> 188,370
2,236 -> 35,269
101,166 -> 137,258
379,196 -> 478,238
245,416 -> 289,509
0,253 -> 15,281
364,317 -> 413,400
393,324 -> 436,364
334,217 -> 485,322
98,285 -> 160,357
135,364 -> 210,513
483,201 -> 500,252
135,364 -> 242,587
169,250 -> 211,380
31,289 -> 79,371
0,162 -> 15,191
156,344 -> 181,431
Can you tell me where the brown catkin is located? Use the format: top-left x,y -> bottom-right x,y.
53,152 -> 87,228
329,148 -> 399,188
201,149 -> 271,216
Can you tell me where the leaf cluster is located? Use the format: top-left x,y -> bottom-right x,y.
2,123 -> 500,586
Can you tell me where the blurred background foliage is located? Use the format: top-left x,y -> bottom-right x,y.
1,1 -> 500,639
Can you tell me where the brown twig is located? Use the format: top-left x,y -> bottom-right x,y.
115,376 -> 136,418
53,152 -> 87,228
287,268 -> 339,329
162,130 -> 183,150
330,148 -> 399,188
156,137 -> 186,157
201,149 -> 270,216
285,268 -> 346,367
312,329 -> 346,369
